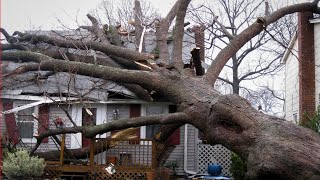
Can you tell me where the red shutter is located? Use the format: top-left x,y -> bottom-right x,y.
167,105 -> 180,145
130,104 -> 141,143
38,104 -> 49,143
4,101 -> 19,144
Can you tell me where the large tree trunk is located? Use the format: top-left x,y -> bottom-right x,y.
3,1 -> 320,179
162,76 -> 320,179
3,49 -> 320,179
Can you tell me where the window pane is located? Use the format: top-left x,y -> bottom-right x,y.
18,107 -> 34,122
17,107 -> 34,138
17,122 -> 34,138
146,105 -> 164,138
146,106 -> 164,115
146,124 -> 160,138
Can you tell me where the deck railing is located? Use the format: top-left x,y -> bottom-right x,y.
92,138 -> 157,170
43,136 -> 163,179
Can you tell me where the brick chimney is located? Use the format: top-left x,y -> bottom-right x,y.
298,12 -> 315,123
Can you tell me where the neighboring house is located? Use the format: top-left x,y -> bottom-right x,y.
1,27 -> 231,177
283,12 -> 320,123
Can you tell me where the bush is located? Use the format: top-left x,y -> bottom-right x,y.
230,153 -> 247,180
2,150 -> 46,179
302,110 -> 320,133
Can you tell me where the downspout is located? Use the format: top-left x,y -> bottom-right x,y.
184,124 -> 198,175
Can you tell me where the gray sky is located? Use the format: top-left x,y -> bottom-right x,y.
2,0 -> 175,34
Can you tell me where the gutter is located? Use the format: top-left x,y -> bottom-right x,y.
184,124 -> 198,175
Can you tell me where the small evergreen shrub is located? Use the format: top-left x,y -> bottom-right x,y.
2,149 -> 45,179
302,110 -> 320,133
230,153 -> 247,180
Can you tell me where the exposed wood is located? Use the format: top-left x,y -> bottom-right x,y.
134,0 -> 146,52
3,1 -> 320,179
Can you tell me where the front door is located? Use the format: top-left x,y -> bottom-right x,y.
82,108 -> 97,147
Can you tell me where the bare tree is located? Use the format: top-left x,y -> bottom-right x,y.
243,86 -> 285,116
2,0 -> 320,179
188,0 -> 296,96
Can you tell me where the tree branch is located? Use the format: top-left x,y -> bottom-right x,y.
86,14 -> 110,44
134,0 -> 146,52
239,54 -> 281,81
11,30 -> 154,62
155,0 -> 181,64
171,0 -> 191,71
2,51 -> 168,101
204,1 -> 320,84
34,112 -> 191,143
217,76 -> 233,85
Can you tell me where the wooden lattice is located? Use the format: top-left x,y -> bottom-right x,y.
42,170 -> 62,179
88,170 -> 147,179
198,144 -> 232,176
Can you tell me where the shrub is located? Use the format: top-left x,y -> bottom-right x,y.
2,149 -> 46,179
302,110 -> 320,133
230,153 -> 247,180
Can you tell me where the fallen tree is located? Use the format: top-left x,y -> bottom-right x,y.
2,0 -> 320,179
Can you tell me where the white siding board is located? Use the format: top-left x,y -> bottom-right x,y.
38,104 -> 72,151
314,23 -> 320,108
284,40 -> 299,123
165,124 -> 199,175
1,102 -> 8,135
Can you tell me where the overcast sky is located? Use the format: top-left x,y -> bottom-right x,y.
2,0 -> 176,34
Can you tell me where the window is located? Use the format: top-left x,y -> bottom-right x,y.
17,107 -> 36,139
145,105 -> 165,139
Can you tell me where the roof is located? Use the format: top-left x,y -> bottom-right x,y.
2,29 -> 198,101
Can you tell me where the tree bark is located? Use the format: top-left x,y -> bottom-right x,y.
2,1 -> 320,179
232,55 -> 240,94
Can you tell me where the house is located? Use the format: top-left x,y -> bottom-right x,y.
1,27 -> 232,178
283,12 -> 320,123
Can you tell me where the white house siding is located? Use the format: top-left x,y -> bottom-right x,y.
38,104 -> 72,151
70,103 -> 122,148
165,124 -> 198,175
1,102 -> 8,136
13,100 -> 40,150
284,40 -> 299,123
106,104 -> 130,121
0,100 -> 32,143
314,22 -> 320,109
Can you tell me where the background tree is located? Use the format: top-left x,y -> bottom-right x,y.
189,0 -> 296,93
188,0 -> 296,115
2,0 -> 320,179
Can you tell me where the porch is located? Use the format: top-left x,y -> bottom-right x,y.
42,135 -> 174,179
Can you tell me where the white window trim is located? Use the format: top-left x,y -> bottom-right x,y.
71,104 -> 108,148
14,102 -> 39,143
140,104 -> 168,145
